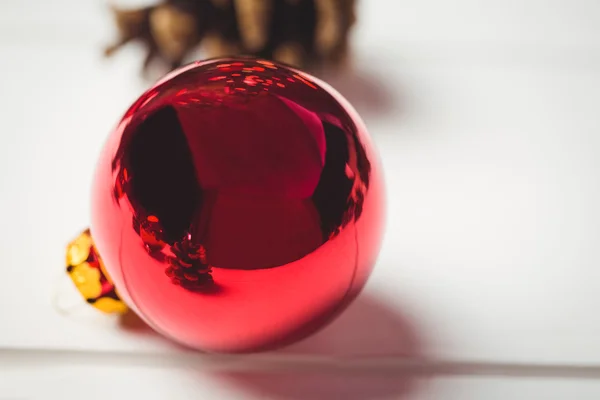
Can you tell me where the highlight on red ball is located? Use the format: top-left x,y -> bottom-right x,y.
90,57 -> 385,353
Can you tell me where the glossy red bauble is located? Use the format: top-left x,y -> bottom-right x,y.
90,58 -> 385,353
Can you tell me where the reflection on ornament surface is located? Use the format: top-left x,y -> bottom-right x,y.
90,58 -> 385,352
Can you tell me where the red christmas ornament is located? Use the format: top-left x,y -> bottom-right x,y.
89,58 -> 385,353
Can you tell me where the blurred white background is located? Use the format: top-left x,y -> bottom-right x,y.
1,0 -> 600,398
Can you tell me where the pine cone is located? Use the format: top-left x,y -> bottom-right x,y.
103,0 -> 358,74
166,237 -> 213,291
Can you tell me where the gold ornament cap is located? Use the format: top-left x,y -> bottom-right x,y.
66,229 -> 128,314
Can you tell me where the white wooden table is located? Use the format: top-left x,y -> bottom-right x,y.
2,0 -> 600,398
